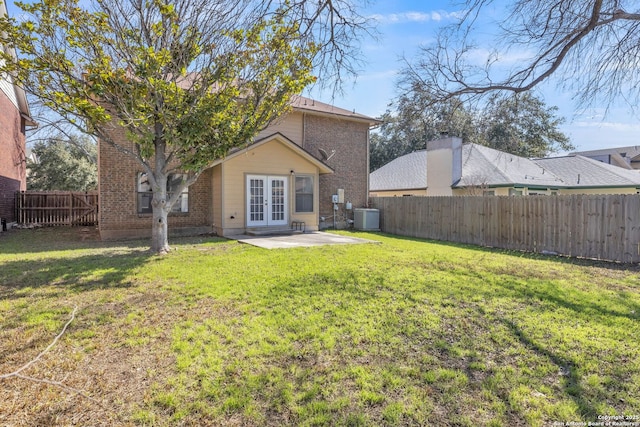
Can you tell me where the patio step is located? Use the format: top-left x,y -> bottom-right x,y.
245,227 -> 304,237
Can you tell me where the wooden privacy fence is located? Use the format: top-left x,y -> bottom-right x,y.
16,191 -> 99,226
371,195 -> 640,263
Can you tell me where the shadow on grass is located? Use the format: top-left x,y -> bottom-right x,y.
0,227 -> 148,254
1,229 -> 154,299
501,318 -> 600,420
490,276 -> 640,322
0,228 -> 232,301
0,249 -> 152,297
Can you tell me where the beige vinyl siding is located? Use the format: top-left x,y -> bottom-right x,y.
255,112 -> 304,145
290,174 -> 319,228
453,187 -> 512,196
370,189 -> 428,197
452,187 -> 639,196
221,138 -> 319,233
557,187 -> 639,195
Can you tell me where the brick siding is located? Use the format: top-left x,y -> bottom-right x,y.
303,114 -> 370,227
98,124 -> 212,239
0,90 -> 27,222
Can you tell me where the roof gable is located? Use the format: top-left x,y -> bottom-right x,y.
212,132 -> 333,174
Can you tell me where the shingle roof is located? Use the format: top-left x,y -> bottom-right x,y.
534,155 -> 640,187
457,144 -> 561,188
290,95 -> 380,124
174,74 -> 378,125
370,150 -> 427,191
369,143 -> 640,192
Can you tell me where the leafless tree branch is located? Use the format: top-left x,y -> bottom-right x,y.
0,306 -> 108,408
406,0 -> 640,112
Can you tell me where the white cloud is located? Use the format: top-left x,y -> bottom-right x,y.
370,10 -> 462,24
357,69 -> 398,82
572,121 -> 640,132
466,47 -> 535,67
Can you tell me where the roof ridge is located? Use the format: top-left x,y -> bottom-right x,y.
466,143 -> 513,184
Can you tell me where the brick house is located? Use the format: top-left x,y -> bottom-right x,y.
1,0 -> 35,226
98,96 -> 379,239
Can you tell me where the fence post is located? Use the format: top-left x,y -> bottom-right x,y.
371,194 -> 639,263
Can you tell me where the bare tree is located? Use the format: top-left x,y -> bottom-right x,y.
404,0 -> 640,112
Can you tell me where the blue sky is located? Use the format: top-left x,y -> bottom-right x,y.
307,0 -> 640,155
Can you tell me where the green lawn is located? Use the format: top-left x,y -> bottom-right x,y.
1,227 -> 639,426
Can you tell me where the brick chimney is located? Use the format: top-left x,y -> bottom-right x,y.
426,136 -> 463,196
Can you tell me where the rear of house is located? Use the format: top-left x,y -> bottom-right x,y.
98,96 -> 378,240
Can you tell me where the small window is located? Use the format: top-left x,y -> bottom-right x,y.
137,174 -> 153,214
295,176 -> 313,213
483,190 -> 495,196
137,173 -> 189,214
509,189 -> 523,196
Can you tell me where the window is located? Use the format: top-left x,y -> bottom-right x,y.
509,189 -> 523,196
295,176 -> 313,213
137,173 -> 189,214
483,190 -> 495,196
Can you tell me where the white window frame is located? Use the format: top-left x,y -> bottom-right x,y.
295,175 -> 314,213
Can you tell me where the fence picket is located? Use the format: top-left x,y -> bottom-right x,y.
16,191 -> 98,226
370,194 -> 640,263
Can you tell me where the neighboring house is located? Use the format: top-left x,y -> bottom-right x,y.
370,136 -> 640,197
0,0 -> 35,226
98,96 -> 379,239
571,146 -> 640,170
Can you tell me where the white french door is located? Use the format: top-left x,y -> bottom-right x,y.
246,175 -> 288,227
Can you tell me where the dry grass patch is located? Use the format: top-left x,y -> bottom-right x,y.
1,228 -> 639,426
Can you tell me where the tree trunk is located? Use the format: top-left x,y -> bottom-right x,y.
151,132 -> 170,254
151,204 -> 170,254
150,169 -> 170,254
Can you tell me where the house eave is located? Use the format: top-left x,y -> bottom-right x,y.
211,132 -> 334,174
370,187 -> 426,192
292,107 -> 381,127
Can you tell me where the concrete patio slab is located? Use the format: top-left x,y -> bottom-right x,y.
235,231 -> 378,249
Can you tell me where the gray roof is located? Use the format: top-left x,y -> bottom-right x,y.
370,150 -> 427,191
535,155 -> 640,187
290,95 -> 380,125
174,74 -> 378,125
370,143 -> 640,192
457,144 -> 561,188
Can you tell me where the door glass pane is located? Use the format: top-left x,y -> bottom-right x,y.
271,179 -> 285,221
250,178 -> 264,221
